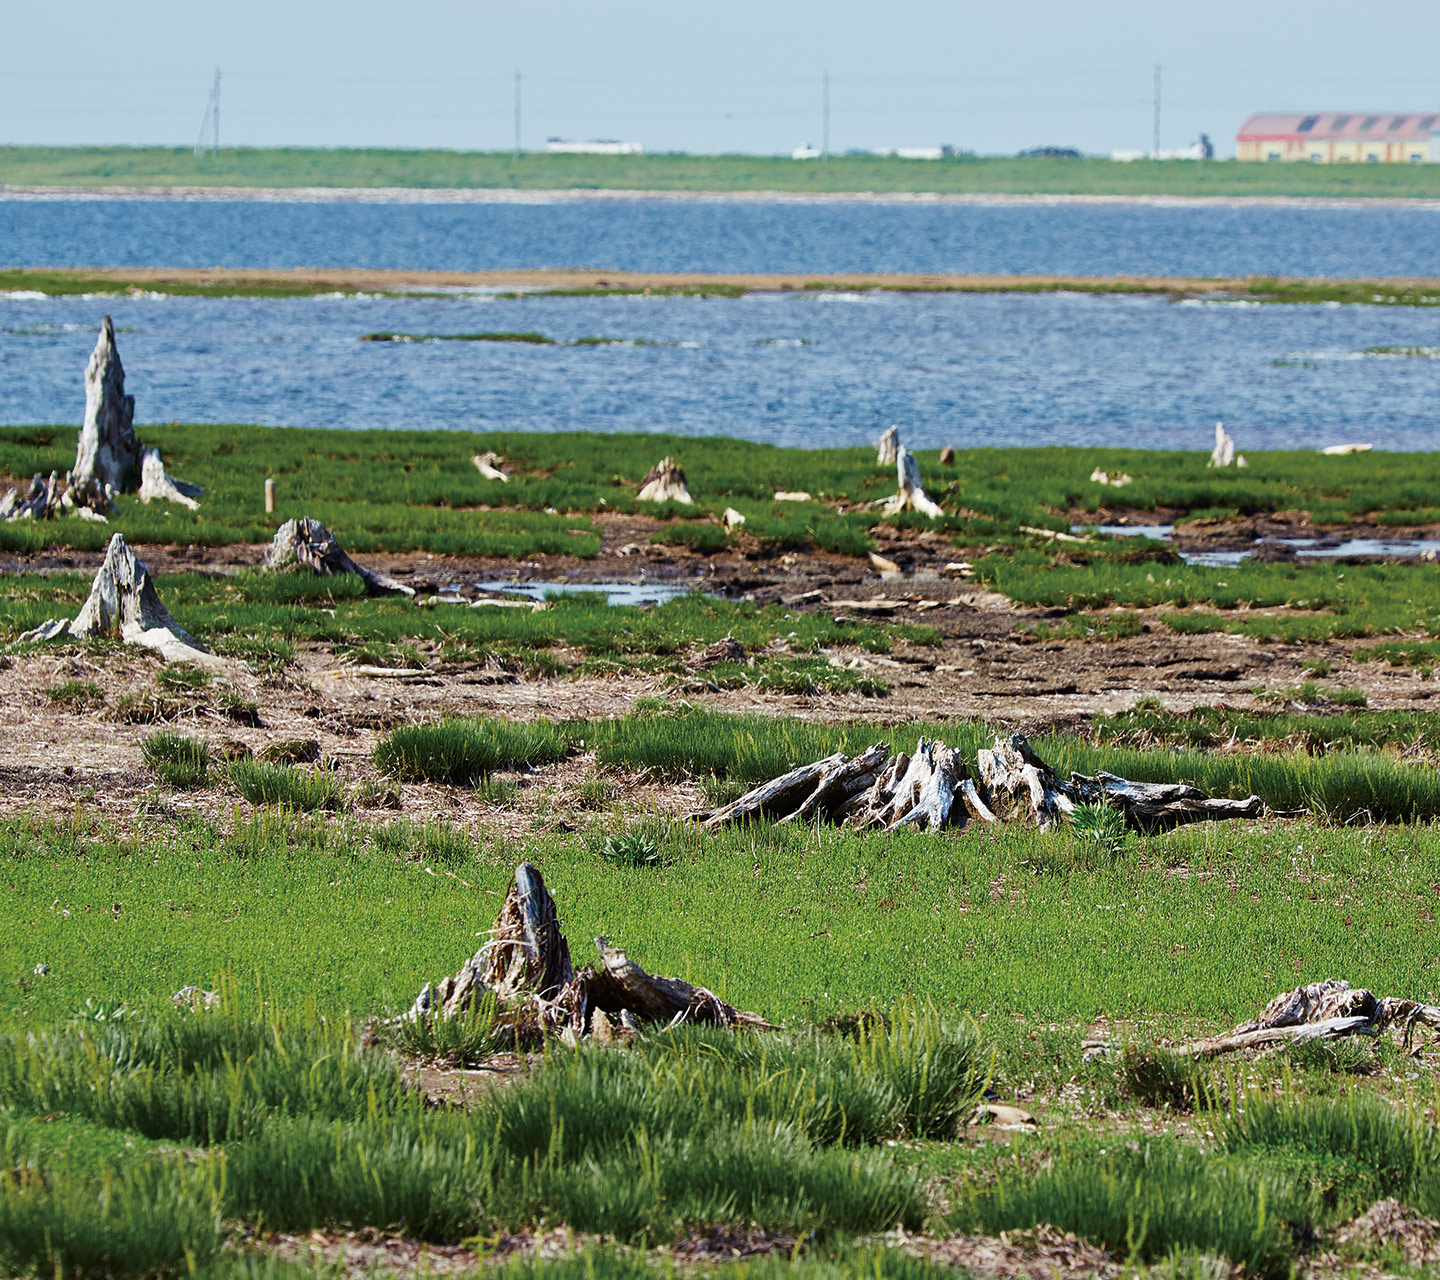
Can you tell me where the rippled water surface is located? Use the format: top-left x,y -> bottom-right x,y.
4,195 -> 1440,277
4,289 -> 1440,450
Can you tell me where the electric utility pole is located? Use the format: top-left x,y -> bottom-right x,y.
194,68 -> 220,158
513,71 -> 522,160
1152,63 -> 1161,161
822,70 -> 830,161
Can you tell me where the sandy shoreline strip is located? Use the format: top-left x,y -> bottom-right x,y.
3,184 -> 1440,210
9,266 -> 1440,295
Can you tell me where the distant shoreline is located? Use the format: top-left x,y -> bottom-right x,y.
4,184 -> 1440,209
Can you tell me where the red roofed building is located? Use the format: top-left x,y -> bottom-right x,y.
1237,112 -> 1440,163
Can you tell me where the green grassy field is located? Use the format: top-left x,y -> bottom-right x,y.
7,145 -> 1440,198
5,707 -> 1440,1277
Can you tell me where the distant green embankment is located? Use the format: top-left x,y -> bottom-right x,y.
5,146 -> 1440,198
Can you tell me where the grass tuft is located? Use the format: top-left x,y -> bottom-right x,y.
375,717 -> 573,785
141,731 -> 211,790
226,760 -> 343,810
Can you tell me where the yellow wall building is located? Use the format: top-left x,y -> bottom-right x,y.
1237,113 -> 1439,162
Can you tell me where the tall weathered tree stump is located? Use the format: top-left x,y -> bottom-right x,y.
881,447 -> 944,519
19,533 -> 218,665
72,316 -> 141,497
876,425 -> 899,466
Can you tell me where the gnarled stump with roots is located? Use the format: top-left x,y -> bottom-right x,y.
4,317 -> 200,520
263,517 -> 414,597
406,861 -> 773,1041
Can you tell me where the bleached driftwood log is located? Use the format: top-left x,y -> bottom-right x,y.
881,448 -> 944,519
1208,421 -> 1236,468
696,732 -> 1265,835
1168,979 -> 1440,1059
18,533 -> 219,665
263,517 -> 414,598
137,447 -> 202,510
636,456 -> 693,505
406,861 -> 772,1039
472,451 -> 510,482
876,425 -> 899,466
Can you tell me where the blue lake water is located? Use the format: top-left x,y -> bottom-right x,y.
3,195 -> 1440,278
4,289 -> 1440,451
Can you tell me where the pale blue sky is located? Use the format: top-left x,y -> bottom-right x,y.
4,0 -> 1437,158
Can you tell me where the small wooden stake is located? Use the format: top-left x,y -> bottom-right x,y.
264,478 -> 276,514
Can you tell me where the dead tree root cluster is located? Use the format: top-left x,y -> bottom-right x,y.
406,862 -> 772,1043
694,732 -> 1265,834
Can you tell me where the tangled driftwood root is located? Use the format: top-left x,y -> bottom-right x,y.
19,533 -> 220,666
636,456 -> 693,505
1171,979 -> 1440,1058
694,732 -> 1263,834
408,862 -> 772,1041
264,517 -> 414,598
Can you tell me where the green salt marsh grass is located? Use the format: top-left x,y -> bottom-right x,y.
7,425 -> 1440,559
1094,703 -> 1440,752
982,551 -> 1440,643
0,569 -> 921,672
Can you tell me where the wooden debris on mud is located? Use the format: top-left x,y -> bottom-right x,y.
407,861 -> 772,1040
18,532 -> 220,665
4,317 -> 200,521
636,456 -> 693,505
693,732 -> 1266,834
264,517 -> 415,598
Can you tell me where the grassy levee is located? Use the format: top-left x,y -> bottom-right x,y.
9,145 -> 1440,198
7,425 -> 1440,559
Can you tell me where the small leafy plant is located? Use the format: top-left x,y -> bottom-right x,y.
601,830 -> 664,868
1069,802 -> 1129,857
